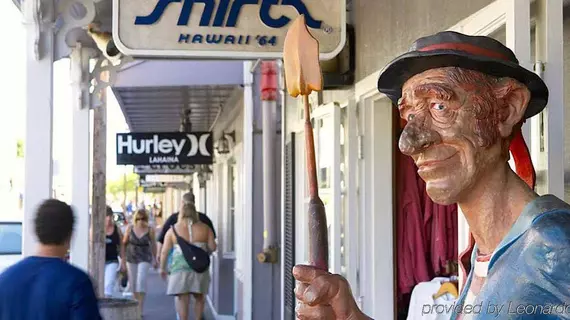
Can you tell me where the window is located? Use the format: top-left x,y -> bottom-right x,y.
309,102 -> 342,273
340,106 -> 348,278
225,160 -> 236,254
316,115 -> 334,269
295,132 -> 310,264
0,222 -> 22,255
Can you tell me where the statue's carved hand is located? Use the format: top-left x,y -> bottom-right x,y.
293,265 -> 371,320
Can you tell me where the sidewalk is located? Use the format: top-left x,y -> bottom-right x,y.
143,268 -> 215,320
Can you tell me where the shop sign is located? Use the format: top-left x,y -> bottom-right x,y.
117,132 -> 213,166
112,0 -> 346,59
139,180 -> 189,188
133,164 -> 199,175
143,186 -> 167,193
144,174 -> 188,183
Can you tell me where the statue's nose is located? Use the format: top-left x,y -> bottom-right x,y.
399,120 -> 441,156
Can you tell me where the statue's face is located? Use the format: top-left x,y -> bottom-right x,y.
398,68 -> 503,205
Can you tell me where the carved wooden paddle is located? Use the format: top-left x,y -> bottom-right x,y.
283,15 -> 328,271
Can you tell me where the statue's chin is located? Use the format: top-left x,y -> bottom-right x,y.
425,186 -> 457,206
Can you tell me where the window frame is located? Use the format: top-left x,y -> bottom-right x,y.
221,143 -> 242,259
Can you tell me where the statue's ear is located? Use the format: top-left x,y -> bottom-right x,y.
494,78 -> 531,138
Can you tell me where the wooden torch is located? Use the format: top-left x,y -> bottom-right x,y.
283,15 -> 328,271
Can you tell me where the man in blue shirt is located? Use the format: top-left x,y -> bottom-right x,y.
0,199 -> 102,320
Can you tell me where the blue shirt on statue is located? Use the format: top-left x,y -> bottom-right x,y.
451,195 -> 570,320
0,256 -> 102,320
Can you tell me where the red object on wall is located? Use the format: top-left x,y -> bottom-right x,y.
261,61 -> 278,101
396,149 -> 459,299
396,151 -> 431,296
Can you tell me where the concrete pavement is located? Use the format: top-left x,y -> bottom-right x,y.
143,268 -> 215,320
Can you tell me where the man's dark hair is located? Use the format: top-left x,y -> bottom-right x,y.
34,199 -> 75,245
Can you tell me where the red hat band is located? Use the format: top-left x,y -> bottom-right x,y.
418,42 -> 511,62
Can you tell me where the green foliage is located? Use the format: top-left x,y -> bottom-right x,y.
107,172 -> 139,198
16,140 -> 24,158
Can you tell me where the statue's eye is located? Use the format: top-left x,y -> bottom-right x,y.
431,103 -> 446,111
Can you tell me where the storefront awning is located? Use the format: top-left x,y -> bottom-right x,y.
114,60 -> 244,87
113,84 -> 241,133
113,59 -> 243,133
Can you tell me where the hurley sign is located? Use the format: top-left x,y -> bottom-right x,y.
116,132 -> 214,165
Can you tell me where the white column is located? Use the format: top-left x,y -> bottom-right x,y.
242,61 -> 254,320
22,0 -> 55,256
69,45 -> 91,271
506,0 -> 532,145
536,0 -> 564,198
346,98 -> 359,297
261,99 -> 276,250
0,106 -> 15,211
278,59 -> 286,320
368,97 -> 394,319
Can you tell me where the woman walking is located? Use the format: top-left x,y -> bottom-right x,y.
122,208 -> 157,315
159,201 -> 216,320
104,206 -> 125,297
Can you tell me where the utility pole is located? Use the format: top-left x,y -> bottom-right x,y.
90,86 -> 107,297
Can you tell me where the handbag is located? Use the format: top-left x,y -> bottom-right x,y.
171,222 -> 210,273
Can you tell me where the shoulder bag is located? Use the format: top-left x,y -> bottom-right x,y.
171,222 -> 210,273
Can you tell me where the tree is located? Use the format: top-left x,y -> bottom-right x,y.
106,172 -> 139,199
16,140 -> 24,158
